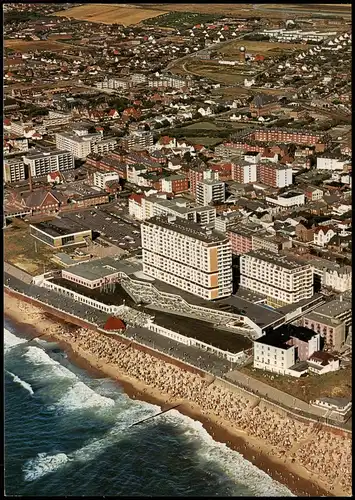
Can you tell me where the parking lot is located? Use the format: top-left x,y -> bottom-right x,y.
63,207 -> 141,252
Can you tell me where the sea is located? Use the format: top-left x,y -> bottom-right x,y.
5,322 -> 294,497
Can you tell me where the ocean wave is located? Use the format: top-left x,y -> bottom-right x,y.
53,381 -> 116,412
23,452 -> 70,482
5,370 -> 34,396
23,346 -> 77,381
4,328 -> 27,351
162,410 -> 295,497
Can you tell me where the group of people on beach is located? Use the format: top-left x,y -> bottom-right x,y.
62,326 -> 351,496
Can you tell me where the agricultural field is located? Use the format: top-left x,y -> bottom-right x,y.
4,39 -> 70,53
4,220 -> 61,276
176,59 -> 248,85
240,363 -> 352,403
54,4 -> 167,26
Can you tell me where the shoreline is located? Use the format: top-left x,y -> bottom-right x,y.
4,293 -> 349,497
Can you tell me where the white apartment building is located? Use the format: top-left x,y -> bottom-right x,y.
313,227 -> 336,247
93,171 -> 120,190
55,131 -> 104,159
23,150 -> 75,177
129,195 -> 216,227
4,158 -> 26,183
244,152 -> 261,164
91,138 -> 117,155
311,260 -> 352,293
253,330 -> 320,376
265,192 -> 305,209
131,73 -> 147,85
240,250 -> 313,307
232,161 -> 257,184
141,216 -> 233,300
316,156 -> 349,171
196,179 -> 225,206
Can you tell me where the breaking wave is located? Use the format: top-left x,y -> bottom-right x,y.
23,453 -> 70,482
5,370 -> 34,396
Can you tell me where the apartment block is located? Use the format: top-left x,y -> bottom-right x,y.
196,179 -> 225,206
302,299 -> 351,351
55,131 -> 103,159
253,325 -> 320,376
231,161 -> 257,184
240,250 -> 313,307
4,157 -> 26,183
257,163 -> 293,188
141,216 -> 233,300
23,150 -> 74,177
120,131 -> 154,151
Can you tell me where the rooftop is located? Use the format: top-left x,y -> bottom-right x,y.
243,250 -> 308,270
311,299 -> 351,319
144,216 -> 228,244
256,324 -> 318,349
63,257 -> 142,282
31,217 -> 91,238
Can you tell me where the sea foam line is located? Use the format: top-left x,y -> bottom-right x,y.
23,452 -> 70,482
6,370 -> 34,396
4,328 -> 28,351
162,410 -> 295,497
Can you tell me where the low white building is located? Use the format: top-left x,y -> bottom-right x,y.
311,259 -> 352,293
316,156 -> 350,171
93,171 -> 119,190
307,351 -> 340,375
313,227 -> 336,247
266,192 -> 305,209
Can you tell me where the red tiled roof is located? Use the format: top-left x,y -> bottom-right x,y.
129,193 -> 144,203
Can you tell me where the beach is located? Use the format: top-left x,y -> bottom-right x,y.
5,292 -> 352,497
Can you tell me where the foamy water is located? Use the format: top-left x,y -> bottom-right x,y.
5,327 -> 294,496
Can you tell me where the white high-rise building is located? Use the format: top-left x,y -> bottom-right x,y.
196,173 -> 225,206
240,250 -> 313,307
55,131 -> 103,159
141,216 -> 233,300
23,150 -> 74,177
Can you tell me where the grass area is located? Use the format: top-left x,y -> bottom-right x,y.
217,40 -> 309,59
4,219 -> 62,276
185,136 -> 224,146
55,4 -> 167,26
240,363 -> 352,403
142,11 -> 223,28
4,39 -> 71,52
183,121 -> 220,131
183,60 -> 247,85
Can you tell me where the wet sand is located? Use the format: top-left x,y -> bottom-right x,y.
5,292 -> 351,497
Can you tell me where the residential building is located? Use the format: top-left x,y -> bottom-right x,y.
316,155 -> 349,171
55,131 -> 103,159
307,351 -> 340,375
23,150 -> 74,177
305,186 -> 324,202
91,138 -> 117,155
231,161 -> 257,184
188,166 -> 207,196
313,226 -> 336,247
253,325 -> 320,376
257,163 -> 293,188
120,131 -> 154,151
302,299 -> 351,351
161,174 -> 189,194
240,250 -> 313,307
93,171 -> 120,190
4,157 -> 26,183
196,171 -> 225,206
311,259 -> 352,293
228,227 -> 253,255
141,216 -> 233,300
265,191 -> 305,209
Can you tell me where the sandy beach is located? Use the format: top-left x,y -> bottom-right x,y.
4,292 -> 352,497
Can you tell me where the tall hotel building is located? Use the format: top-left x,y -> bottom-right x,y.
141,216 -> 233,300
240,250 -> 313,307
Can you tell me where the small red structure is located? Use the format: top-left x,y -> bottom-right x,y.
104,317 -> 126,332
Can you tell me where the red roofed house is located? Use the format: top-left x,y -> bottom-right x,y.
21,189 -> 63,214
104,317 -> 126,332
122,107 -> 142,121
128,193 -> 145,220
108,109 -> 120,119
47,171 -> 63,185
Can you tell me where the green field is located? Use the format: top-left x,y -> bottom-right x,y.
185,136 -> 224,146
183,121 -> 221,131
142,11 -> 223,28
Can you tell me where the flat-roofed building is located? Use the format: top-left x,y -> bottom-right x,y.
4,157 -> 26,183
23,149 -> 74,177
141,216 -> 233,300
29,219 -> 92,248
302,299 -> 351,351
240,250 -> 313,307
